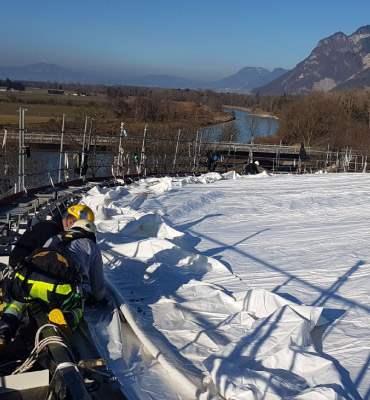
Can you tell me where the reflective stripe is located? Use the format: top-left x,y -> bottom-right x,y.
31,250 -> 68,267
71,308 -> 83,321
15,272 -> 25,281
32,251 -> 49,258
4,302 -> 22,313
2,300 -> 27,320
56,253 -> 69,267
75,308 -> 83,320
15,272 -> 72,303
69,308 -> 83,330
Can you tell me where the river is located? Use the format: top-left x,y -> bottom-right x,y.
205,107 -> 279,142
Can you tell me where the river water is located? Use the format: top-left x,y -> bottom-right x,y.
205,107 -> 279,142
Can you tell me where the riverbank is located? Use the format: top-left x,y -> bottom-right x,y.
210,110 -> 235,124
213,105 -> 280,143
223,105 -> 279,119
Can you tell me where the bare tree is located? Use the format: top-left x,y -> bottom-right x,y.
277,92 -> 338,146
218,121 -> 239,142
264,116 -> 275,136
245,114 -> 261,144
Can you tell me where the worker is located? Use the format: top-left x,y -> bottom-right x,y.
8,204 -> 95,268
0,219 -> 106,349
244,160 -> 260,175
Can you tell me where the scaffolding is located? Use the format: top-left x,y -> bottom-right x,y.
1,122 -> 369,200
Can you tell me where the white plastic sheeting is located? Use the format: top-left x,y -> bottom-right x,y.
81,173 -> 354,400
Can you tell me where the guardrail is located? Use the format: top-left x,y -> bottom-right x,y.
0,129 -> 364,156
1,129 -> 368,201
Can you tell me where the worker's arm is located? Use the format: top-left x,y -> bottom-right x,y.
88,247 -> 106,302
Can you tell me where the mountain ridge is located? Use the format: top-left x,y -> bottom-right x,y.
7,25 -> 370,96
255,25 -> 370,94
0,62 -> 288,93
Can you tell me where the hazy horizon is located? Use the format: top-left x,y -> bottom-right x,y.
2,0 -> 370,81
0,61 -> 289,82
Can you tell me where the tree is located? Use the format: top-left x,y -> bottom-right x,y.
277,92 -> 338,146
218,121 -> 239,142
245,114 -> 261,144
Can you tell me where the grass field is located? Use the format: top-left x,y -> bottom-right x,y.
0,88 -> 112,126
0,86 -> 233,136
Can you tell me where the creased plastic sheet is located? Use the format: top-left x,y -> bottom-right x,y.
84,303 -> 185,400
81,175 -> 352,400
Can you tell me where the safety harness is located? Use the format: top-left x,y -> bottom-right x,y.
3,229 -> 96,307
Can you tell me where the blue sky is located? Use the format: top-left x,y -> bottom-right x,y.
2,0 -> 370,81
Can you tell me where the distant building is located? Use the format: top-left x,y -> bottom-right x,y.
48,89 -> 64,95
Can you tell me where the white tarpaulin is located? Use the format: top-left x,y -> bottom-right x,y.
81,173 -> 360,399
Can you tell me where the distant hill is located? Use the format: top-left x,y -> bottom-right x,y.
0,63 -> 288,93
131,67 -> 288,92
255,25 -> 370,95
128,74 -> 205,90
209,67 -> 288,93
0,63 -> 85,83
5,24 -> 370,96
0,62 -> 125,85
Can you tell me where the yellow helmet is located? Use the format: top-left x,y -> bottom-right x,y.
67,205 -> 95,222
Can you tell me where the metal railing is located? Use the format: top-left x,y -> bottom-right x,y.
1,115 -> 370,200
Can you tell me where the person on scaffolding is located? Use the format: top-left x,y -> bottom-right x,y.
206,150 -> 218,172
0,218 -> 106,352
211,153 -> 219,172
244,160 -> 260,175
8,204 -> 95,268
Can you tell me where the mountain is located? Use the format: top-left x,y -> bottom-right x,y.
0,63 -> 287,92
0,62 -> 206,88
128,67 -> 288,92
334,67 -> 370,90
0,62 -> 130,85
208,67 -> 288,93
128,74 -> 205,90
255,25 -> 370,95
0,63 -> 85,83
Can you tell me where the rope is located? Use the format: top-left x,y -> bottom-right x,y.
12,323 -> 75,375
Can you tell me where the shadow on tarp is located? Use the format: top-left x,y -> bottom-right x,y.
98,211 -> 368,399
169,214 -> 224,251
100,239 -> 226,389
202,228 -> 270,258
188,228 -> 370,314
310,260 -> 370,398
184,228 -> 368,399
356,351 -> 370,400
312,261 -> 365,307
172,214 -> 224,233
208,305 -> 356,400
273,291 -> 303,305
